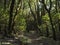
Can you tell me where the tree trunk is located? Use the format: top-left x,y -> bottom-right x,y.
8,0 -> 15,36
55,0 -> 58,12
48,11 -> 56,40
46,24 -> 49,37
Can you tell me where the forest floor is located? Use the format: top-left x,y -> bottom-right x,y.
0,31 -> 60,45
23,31 -> 60,45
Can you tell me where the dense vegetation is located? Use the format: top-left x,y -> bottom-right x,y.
0,0 -> 60,45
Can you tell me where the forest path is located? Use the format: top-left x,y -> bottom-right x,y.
0,31 -> 60,45
23,31 -> 60,45
0,38 -> 22,45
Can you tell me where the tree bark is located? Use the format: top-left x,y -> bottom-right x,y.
46,24 -> 49,37
8,0 -> 15,36
48,11 -> 56,40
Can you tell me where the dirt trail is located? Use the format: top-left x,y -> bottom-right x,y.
24,31 -> 60,45
0,31 -> 60,45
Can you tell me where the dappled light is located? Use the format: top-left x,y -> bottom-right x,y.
0,0 -> 60,45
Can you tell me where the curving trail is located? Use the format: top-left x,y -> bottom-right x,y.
0,31 -> 60,45
24,31 -> 60,45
